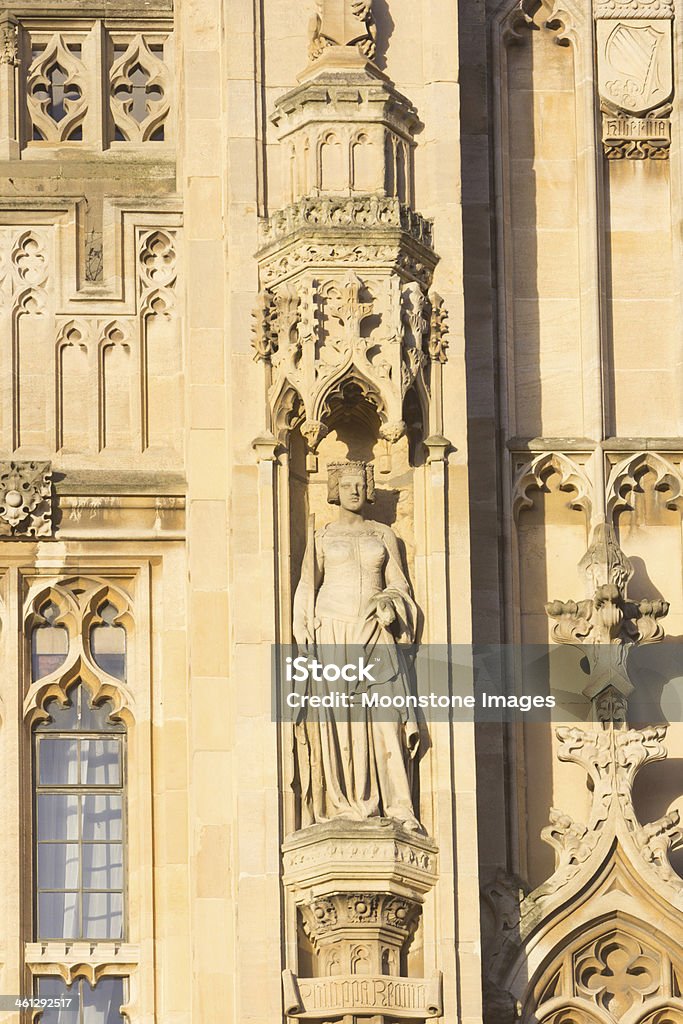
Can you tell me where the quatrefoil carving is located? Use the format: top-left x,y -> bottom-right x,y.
27,35 -> 87,143
110,35 -> 170,143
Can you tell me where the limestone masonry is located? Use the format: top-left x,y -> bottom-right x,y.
0,0 -> 682,1021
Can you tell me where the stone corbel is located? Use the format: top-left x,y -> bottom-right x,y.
252,432 -> 281,463
282,820 -> 439,1023
25,941 -> 140,986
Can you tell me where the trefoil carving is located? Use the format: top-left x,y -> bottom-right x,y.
512,451 -> 593,521
606,450 -> 683,517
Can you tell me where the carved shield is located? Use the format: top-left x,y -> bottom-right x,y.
597,20 -> 673,116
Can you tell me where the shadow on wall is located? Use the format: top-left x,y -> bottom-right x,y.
370,0 -> 394,70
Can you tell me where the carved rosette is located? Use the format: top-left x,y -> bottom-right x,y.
253,46 -> 447,467
300,891 -> 421,972
594,0 -> 674,158
0,461 -> 52,537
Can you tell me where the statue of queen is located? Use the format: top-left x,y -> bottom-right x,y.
292,460 -> 422,832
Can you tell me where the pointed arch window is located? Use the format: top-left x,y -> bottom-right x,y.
34,683 -> 126,941
90,601 -> 126,681
31,600 -> 68,681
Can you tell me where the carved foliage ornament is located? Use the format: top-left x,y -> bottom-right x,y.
251,272 -> 446,451
0,461 -> 52,537
534,724 -> 683,902
259,196 -> 434,251
545,523 -> 669,695
0,15 -> 18,67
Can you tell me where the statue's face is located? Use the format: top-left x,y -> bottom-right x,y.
338,472 -> 366,513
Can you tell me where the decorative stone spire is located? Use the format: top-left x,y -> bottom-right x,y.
253,0 -> 447,471
545,521 -> 668,715
309,0 -> 376,61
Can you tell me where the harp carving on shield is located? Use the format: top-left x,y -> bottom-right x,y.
596,11 -> 674,159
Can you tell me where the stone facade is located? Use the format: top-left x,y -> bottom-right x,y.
0,0 -> 680,1022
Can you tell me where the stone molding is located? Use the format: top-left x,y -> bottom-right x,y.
25,941 -> 140,986
594,0 -> 674,17
259,196 -> 433,251
282,819 -> 438,902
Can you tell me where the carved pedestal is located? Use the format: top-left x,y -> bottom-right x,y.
282,820 -> 440,1022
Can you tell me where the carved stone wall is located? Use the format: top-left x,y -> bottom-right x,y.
0,217 -> 182,467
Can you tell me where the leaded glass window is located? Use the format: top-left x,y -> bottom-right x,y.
34,683 -> 125,941
32,601 -> 68,680
90,602 -> 126,681
35,976 -> 125,1024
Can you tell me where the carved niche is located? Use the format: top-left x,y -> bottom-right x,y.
261,4 -> 445,1021
594,0 -> 675,159
252,17 -> 447,469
